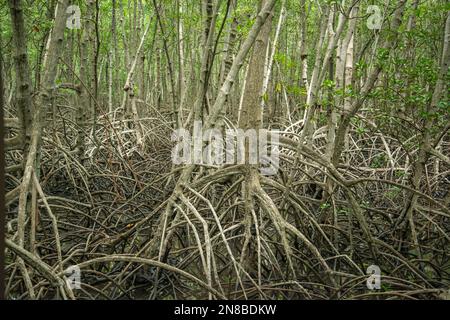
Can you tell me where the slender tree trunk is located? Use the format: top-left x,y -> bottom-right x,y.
15,0 -> 70,299
239,1 -> 273,130
8,0 -> 34,158
77,0 -> 95,158
122,19 -> 152,149
177,0 -> 186,123
261,2 -> 285,110
325,5 -> 358,163
220,0 -> 238,86
152,0 -> 178,127
299,0 -> 308,93
238,0 -> 274,283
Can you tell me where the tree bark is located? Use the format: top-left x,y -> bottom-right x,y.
8,0 -> 34,158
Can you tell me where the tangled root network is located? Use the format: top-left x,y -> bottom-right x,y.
5,109 -> 449,300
